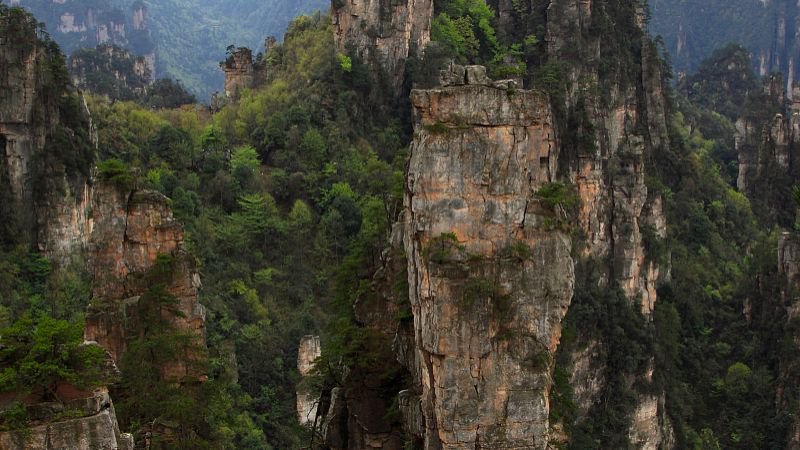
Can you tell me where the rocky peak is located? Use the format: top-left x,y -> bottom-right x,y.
221,47 -> 255,99
401,73 -> 575,448
85,183 -> 206,381
332,0 -> 433,93
297,335 -> 321,426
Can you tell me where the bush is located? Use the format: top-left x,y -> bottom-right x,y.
97,158 -> 135,191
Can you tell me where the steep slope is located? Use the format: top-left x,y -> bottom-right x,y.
316,0 -> 674,448
403,73 -> 575,449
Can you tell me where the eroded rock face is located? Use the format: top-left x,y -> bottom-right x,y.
0,389 -> 133,450
332,0 -> 433,92
545,1 -> 672,446
0,9 -> 97,262
85,183 -> 206,381
297,335 -> 322,425
222,47 -> 255,99
547,0 -> 668,317
404,82 -> 575,449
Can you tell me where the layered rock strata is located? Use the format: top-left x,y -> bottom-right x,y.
85,183 -> 206,381
221,47 -> 255,99
0,389 -> 133,450
297,335 -> 322,425
402,75 -> 575,449
332,0 -> 433,92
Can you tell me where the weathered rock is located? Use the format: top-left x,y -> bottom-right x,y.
0,389 -> 133,450
0,11 -> 95,259
628,395 -> 674,450
405,82 -> 575,449
545,1 -> 672,446
464,65 -> 490,85
85,183 -> 206,381
439,64 -> 466,87
221,47 -> 255,99
332,0 -> 433,93
297,335 -> 322,425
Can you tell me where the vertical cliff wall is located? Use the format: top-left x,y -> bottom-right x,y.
332,0 -> 433,92
326,0 -> 674,447
402,75 -> 575,449
546,0 -> 668,316
0,6 -> 95,260
85,183 -> 206,381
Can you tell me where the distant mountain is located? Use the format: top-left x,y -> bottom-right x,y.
650,0 -> 800,92
6,0 -> 328,99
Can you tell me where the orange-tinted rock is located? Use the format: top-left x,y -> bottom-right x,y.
404,81 -> 574,449
85,183 -> 206,381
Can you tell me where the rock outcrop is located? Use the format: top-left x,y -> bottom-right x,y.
546,0 -> 668,316
221,47 -> 255,99
0,6 -> 95,260
332,0 -> 433,92
297,335 -> 322,425
0,388 -> 133,450
321,0 -> 675,447
402,75 -> 575,448
545,1 -> 672,446
85,183 -> 206,381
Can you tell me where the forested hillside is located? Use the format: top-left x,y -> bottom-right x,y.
650,0 -> 800,90
5,0 -> 326,98
2,1 -> 800,449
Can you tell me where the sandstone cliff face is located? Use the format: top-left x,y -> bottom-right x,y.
85,183 -> 206,381
546,0 -> 668,317
221,47 -> 255,99
0,8 -> 95,260
402,77 -> 575,449
332,0 -> 433,92
322,0 -> 674,447
545,1 -> 672,446
297,335 -> 322,425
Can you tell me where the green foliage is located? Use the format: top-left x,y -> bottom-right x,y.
336,53 -> 352,72
534,182 -> 579,210
423,232 -> 463,264
97,158 -> 135,191
0,401 -> 30,432
0,314 -> 107,399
